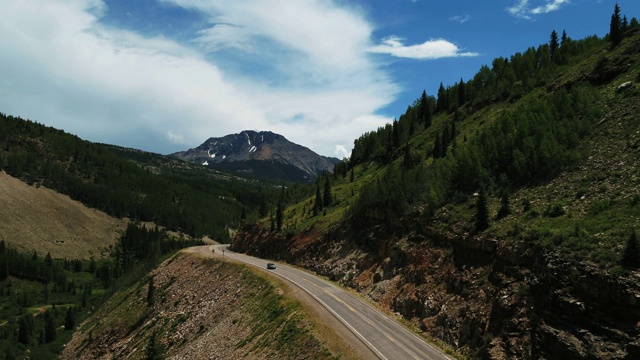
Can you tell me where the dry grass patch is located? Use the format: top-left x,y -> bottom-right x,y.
0,171 -> 127,259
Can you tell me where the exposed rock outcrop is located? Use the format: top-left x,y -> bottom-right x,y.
232,223 -> 640,359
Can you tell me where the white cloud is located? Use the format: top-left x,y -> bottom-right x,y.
507,0 -> 569,19
167,130 -> 188,145
334,145 -> 349,159
367,36 -> 478,60
450,14 -> 471,24
531,0 -> 570,15
0,0 -> 402,157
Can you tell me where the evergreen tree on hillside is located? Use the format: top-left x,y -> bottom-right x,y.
610,3 -> 622,46
474,189 -> 489,232
561,30 -> 568,46
0,257 -> 7,281
314,184 -> 323,215
433,133 -> 442,159
621,229 -> 640,268
436,83 -> 447,112
147,276 -> 155,307
18,315 -> 34,344
496,190 -> 511,220
419,90 -> 432,127
276,202 -> 283,231
44,311 -> 56,343
458,79 -> 466,107
549,30 -> 559,61
146,330 -> 165,360
64,307 -> 75,331
323,177 -> 332,207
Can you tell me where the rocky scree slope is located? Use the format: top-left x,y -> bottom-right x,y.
171,130 -> 339,182
62,251 -> 342,360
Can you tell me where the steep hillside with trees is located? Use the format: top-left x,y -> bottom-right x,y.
232,5 -> 640,359
0,114 -> 282,242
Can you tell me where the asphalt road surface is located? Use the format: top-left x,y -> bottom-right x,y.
211,245 -> 453,360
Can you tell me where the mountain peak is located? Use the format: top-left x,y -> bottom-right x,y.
172,131 -> 339,183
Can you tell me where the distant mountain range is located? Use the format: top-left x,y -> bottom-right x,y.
171,130 -> 340,183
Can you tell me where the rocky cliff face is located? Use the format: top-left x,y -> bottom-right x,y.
231,223 -> 640,359
171,130 -> 339,182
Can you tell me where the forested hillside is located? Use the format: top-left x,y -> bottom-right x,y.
233,6 -> 640,359
0,114 -> 281,241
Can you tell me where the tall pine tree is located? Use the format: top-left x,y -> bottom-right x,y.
610,3 -> 623,46
474,189 -> 489,232
549,30 -> 559,61
621,229 -> 639,268
323,177 -> 332,207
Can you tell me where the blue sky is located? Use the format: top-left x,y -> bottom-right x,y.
0,0 -> 638,158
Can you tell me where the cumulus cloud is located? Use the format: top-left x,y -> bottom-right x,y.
367,36 -> 478,60
507,0 -> 569,19
0,0 -> 401,157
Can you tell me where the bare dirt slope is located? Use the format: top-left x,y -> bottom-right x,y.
0,171 -> 127,259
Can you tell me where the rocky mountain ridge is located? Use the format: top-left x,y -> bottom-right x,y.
171,130 -> 339,183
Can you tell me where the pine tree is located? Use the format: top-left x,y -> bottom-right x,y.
419,90 -> 431,127
403,143 -> 415,170
436,83 -> 447,112
457,79 -> 466,107
276,202 -> 283,231
146,330 -> 165,360
314,184 -> 323,214
350,168 -> 355,183
147,277 -> 155,307
323,177 -> 332,207
621,229 -> 640,268
549,30 -> 559,61
18,315 -> 33,344
561,30 -> 568,46
65,307 -> 75,330
45,252 -> 53,266
0,257 -> 7,281
610,3 -> 623,46
474,189 -> 489,232
392,119 -> 401,148
44,311 -> 56,343
496,190 -> 511,220
433,133 -> 442,159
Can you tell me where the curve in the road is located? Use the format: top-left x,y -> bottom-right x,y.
212,245 -> 453,360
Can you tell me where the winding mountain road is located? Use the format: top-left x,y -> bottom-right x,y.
203,245 -> 453,360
